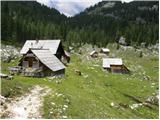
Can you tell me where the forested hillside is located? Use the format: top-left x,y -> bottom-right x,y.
1,1 -> 159,47
1,1 -> 67,44
69,1 -> 159,46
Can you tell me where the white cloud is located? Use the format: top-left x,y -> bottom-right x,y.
37,0 -> 102,17
36,0 -> 133,17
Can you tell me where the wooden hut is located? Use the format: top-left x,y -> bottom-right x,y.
100,48 -> 110,55
19,40 -> 67,77
103,58 -> 130,74
19,49 -> 65,77
90,51 -> 98,58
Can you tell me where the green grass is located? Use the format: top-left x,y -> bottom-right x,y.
1,44 -> 159,119
1,79 -> 32,98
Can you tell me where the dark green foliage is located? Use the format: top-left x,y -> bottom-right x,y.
139,51 -> 143,58
117,44 -> 120,50
69,1 -> 159,46
1,1 -> 159,47
1,1 -> 67,43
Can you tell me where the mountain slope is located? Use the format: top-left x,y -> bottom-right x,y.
69,1 -> 158,46
1,1 -> 159,47
70,1 -> 158,26
1,1 -> 67,43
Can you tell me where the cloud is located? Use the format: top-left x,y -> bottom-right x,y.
36,0 -> 133,17
37,0 -> 102,17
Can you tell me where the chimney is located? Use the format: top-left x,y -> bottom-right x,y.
31,42 -> 33,48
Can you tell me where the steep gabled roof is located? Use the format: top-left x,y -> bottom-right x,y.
31,49 -> 65,72
103,58 -> 123,68
20,40 -> 61,54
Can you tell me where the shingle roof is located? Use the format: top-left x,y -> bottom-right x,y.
31,49 -> 65,72
20,40 -> 61,54
90,50 -> 97,55
103,58 -> 123,68
101,48 -> 110,52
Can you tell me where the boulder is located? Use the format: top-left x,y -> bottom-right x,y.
118,36 -> 127,46
1,44 -> 21,62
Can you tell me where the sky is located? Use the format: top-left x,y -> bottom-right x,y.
36,0 -> 133,17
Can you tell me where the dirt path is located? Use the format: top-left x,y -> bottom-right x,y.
4,85 -> 52,119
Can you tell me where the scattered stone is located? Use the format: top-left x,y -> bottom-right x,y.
143,76 -> 150,80
51,102 -> 55,105
50,111 -> 53,114
57,94 -> 63,97
129,103 -> 143,110
118,103 -> 129,108
118,36 -> 127,46
62,116 -> 67,119
145,95 -> 158,105
0,73 -> 13,80
1,44 -> 21,62
110,102 -> 115,107
74,69 -> 81,76
83,74 -> 88,78
64,105 -> 68,108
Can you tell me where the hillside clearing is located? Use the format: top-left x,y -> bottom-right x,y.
1,44 -> 159,119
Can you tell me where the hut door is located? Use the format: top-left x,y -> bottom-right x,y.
22,61 -> 29,68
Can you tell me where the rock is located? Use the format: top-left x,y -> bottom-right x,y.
64,105 -> 68,108
7,76 -> 13,80
129,103 -> 143,109
145,95 -> 158,105
62,116 -> 67,119
110,102 -> 114,107
83,74 -> 88,78
74,69 -> 81,76
57,93 -> 63,97
119,103 -> 129,108
1,44 -> 21,62
143,76 -> 150,80
0,95 -> 6,105
51,102 -> 55,105
118,36 -> 127,46
50,111 -> 53,114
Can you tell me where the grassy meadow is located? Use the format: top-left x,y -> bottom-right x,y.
1,44 -> 159,119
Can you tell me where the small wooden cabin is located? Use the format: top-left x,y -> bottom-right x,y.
19,40 -> 67,77
19,49 -> 65,77
90,51 -> 98,58
103,58 -> 130,74
100,48 -> 110,55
